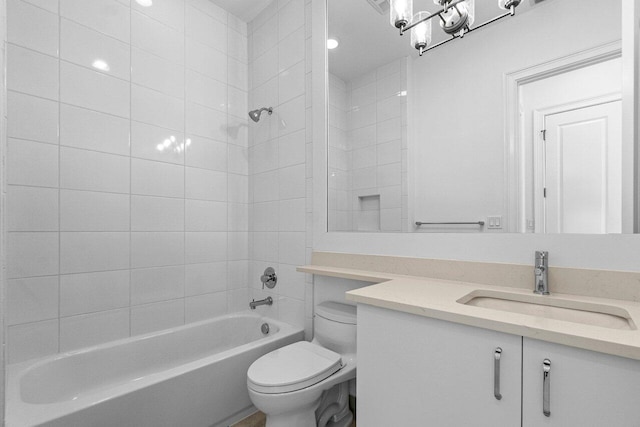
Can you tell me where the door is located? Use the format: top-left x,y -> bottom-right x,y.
357,304 -> 522,426
522,338 -> 640,427
538,100 -> 622,233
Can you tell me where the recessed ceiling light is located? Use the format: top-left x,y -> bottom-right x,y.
136,0 -> 153,7
91,59 -> 110,72
327,38 -> 340,50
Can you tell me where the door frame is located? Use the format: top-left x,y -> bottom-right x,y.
504,41 -> 622,233
532,95 -> 622,233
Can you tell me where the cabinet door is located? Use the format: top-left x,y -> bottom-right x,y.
523,338 -> 640,426
357,305 -> 522,427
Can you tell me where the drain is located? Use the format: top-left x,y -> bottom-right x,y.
261,323 -> 270,334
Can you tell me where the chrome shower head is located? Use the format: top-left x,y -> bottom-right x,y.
249,107 -> 273,122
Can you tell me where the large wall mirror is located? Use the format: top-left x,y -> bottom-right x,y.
326,0 -> 633,234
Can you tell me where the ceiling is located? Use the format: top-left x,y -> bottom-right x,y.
329,0 -> 538,82
209,0 -> 274,23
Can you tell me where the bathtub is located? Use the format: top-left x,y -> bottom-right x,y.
6,312 -> 303,427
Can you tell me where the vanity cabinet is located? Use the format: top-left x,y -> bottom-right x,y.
522,337 -> 640,426
358,304 -> 640,427
357,305 -> 522,426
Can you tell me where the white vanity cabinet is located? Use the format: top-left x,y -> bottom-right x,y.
522,337 -> 640,426
357,305 -> 522,427
358,304 -> 640,427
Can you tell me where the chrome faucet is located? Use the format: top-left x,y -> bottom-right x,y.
250,296 -> 273,310
533,251 -> 549,295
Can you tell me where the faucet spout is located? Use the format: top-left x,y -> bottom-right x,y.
250,296 -> 273,309
533,251 -> 549,295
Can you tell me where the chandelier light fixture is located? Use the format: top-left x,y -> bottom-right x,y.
390,0 -> 522,56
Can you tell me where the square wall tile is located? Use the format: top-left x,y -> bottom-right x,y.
7,276 -> 59,325
185,292 -> 227,323
131,265 -> 185,305
186,262 -> 227,296
60,270 -> 130,317
8,91 -> 58,144
8,186 -> 59,232
61,0 -> 131,42
185,232 -> 227,264
7,44 -> 58,100
131,232 -> 185,269
61,18 -> 131,81
131,195 -> 185,232
60,104 -> 130,156
8,232 -> 59,279
60,147 -> 130,194
131,299 -> 185,336
61,62 -> 130,118
60,190 -> 130,231
132,158 -> 185,198
8,320 -> 58,363
60,308 -> 130,351
60,232 -> 130,274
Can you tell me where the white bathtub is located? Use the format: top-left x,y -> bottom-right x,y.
6,312 -> 303,427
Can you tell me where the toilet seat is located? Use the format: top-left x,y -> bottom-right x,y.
247,342 -> 343,394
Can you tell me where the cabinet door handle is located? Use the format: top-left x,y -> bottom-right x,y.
543,359 -> 551,417
494,347 -> 502,400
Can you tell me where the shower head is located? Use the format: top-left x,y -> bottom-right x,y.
249,107 -> 273,122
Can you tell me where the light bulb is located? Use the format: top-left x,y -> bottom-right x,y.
327,38 -> 339,49
410,12 -> 432,53
136,0 -> 153,6
390,0 -> 413,29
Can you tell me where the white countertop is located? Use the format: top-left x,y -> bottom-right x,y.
299,264 -> 640,361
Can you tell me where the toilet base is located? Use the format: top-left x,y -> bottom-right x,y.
264,397 -> 322,427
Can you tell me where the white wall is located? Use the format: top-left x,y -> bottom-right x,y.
410,0 -> 621,230
5,0 -> 249,364
247,0 -> 313,337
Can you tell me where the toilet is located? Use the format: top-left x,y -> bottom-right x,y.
247,301 -> 357,427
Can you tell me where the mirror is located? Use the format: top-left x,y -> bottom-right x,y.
327,0 -> 631,234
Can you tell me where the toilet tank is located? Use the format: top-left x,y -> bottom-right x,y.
314,301 -> 357,355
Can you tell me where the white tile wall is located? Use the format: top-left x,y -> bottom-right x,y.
248,0 -> 311,337
6,0 -> 250,363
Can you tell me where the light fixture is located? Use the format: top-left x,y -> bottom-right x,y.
327,38 -> 340,49
135,0 -> 153,6
91,59 -> 110,72
390,0 -> 522,56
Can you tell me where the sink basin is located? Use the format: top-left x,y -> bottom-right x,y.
458,290 -> 636,330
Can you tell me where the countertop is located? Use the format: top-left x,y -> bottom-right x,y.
298,264 -> 640,361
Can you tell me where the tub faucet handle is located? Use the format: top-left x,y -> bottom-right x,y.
260,267 -> 277,289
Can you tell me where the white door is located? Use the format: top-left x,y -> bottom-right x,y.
539,100 -> 622,234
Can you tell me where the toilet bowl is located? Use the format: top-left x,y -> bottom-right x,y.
247,301 -> 357,427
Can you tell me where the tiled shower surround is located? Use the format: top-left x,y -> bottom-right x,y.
5,0 -> 313,366
328,60 -> 409,232
5,0 -> 253,363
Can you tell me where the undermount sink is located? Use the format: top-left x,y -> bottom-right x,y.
458,290 -> 636,330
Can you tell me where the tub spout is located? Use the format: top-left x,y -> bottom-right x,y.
250,296 -> 273,309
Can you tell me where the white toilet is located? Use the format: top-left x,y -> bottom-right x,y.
247,301 -> 357,427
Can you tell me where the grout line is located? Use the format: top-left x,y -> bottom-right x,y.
182,0 -> 187,326
56,0 -> 61,353
128,0 -> 133,338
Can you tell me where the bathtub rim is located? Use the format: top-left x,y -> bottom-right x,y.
6,311 -> 303,427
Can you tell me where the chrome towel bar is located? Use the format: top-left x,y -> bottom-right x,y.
415,221 -> 485,226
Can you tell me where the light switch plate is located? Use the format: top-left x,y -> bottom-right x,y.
487,216 -> 503,229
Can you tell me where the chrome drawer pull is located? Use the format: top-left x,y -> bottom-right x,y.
494,347 -> 502,400
543,359 -> 551,417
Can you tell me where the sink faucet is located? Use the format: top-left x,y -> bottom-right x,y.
250,296 -> 273,309
533,251 -> 549,295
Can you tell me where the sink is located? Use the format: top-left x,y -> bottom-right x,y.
458,290 -> 636,330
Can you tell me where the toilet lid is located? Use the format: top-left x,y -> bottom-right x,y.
247,341 -> 343,394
